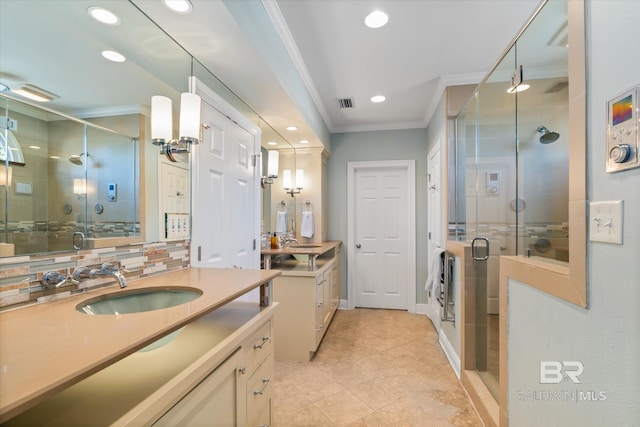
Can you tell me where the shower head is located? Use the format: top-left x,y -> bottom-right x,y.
69,153 -> 88,165
537,126 -> 560,144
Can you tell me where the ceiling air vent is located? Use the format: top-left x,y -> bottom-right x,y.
337,98 -> 354,109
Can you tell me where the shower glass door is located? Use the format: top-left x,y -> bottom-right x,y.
471,44 -> 518,401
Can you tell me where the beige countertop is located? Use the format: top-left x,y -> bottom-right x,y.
260,240 -> 340,256
0,267 -> 281,422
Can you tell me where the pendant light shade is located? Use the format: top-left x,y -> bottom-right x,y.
179,92 -> 201,144
267,150 -> 279,178
151,95 -> 172,145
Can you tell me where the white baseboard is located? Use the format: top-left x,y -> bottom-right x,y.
415,303 -> 429,315
338,299 -> 348,310
439,330 -> 461,379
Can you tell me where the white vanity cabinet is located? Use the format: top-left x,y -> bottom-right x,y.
153,316 -> 275,427
273,248 -> 341,361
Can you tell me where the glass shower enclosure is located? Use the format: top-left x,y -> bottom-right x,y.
450,0 -> 570,400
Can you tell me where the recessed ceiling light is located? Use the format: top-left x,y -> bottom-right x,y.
29,145 -> 41,150
286,126 -> 298,131
371,95 -> 386,103
506,84 -> 530,94
101,50 -> 126,63
162,0 -> 193,14
50,156 -> 60,160
267,141 -> 278,146
364,10 -> 388,29
88,6 -> 120,25
299,140 -> 309,144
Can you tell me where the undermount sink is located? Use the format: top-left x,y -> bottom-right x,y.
76,286 -> 203,315
290,244 -> 322,248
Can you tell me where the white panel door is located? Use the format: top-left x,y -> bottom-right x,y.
191,100 -> 256,269
159,162 -> 189,214
353,166 -> 409,309
427,144 -> 442,327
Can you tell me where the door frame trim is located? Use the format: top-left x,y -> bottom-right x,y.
346,160 -> 416,312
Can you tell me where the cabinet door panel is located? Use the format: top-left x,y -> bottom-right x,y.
154,349 -> 242,426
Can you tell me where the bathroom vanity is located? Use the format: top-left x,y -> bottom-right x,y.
0,268 -> 280,426
261,241 -> 341,361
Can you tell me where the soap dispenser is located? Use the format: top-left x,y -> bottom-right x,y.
271,232 -> 279,249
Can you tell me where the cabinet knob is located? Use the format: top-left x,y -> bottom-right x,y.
356,243 -> 361,249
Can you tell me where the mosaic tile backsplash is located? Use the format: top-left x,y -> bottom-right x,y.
0,240 -> 190,310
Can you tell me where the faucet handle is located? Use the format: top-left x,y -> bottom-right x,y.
41,271 -> 78,289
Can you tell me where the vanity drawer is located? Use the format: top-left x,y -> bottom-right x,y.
242,319 -> 272,368
245,352 -> 274,425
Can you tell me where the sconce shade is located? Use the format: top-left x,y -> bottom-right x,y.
179,92 -> 201,143
0,165 -> 12,187
283,169 -> 292,189
151,95 -> 172,144
267,150 -> 279,178
295,169 -> 304,189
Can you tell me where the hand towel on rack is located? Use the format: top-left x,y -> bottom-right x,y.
425,248 -> 445,297
301,211 -> 314,238
276,211 -> 288,233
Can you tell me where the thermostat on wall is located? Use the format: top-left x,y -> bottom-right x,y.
107,183 -> 117,201
606,85 -> 640,172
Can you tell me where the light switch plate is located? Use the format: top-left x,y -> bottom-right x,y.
589,200 -> 623,244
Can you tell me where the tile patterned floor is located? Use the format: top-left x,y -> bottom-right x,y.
272,308 -> 483,426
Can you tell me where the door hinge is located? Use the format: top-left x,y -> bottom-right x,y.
253,239 -> 257,250
197,246 -> 202,262
252,153 -> 260,167
428,232 -> 432,240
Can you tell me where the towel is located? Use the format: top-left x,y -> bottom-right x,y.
301,211 -> 314,238
276,211 -> 288,233
425,248 -> 445,298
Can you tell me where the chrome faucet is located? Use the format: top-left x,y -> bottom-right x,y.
91,263 -> 128,288
41,271 -> 79,289
283,237 -> 298,245
73,263 -> 127,288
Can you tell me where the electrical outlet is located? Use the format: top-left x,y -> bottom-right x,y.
589,200 -> 623,244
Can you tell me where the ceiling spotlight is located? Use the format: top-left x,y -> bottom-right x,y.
12,84 -> 58,102
299,140 -> 309,144
365,10 -> 388,29
267,141 -> 278,146
101,50 -> 126,63
88,6 -> 120,25
286,126 -> 298,131
162,0 -> 193,14
371,95 -> 386,103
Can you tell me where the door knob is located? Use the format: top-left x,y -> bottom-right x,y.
356,243 -> 361,248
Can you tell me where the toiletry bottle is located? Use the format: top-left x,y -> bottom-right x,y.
271,233 -> 279,249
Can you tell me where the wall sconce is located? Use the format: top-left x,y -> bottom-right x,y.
0,165 -> 12,187
151,93 -> 202,161
73,178 -> 86,197
261,150 -> 279,187
283,169 -> 303,197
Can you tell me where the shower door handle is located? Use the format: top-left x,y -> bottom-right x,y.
471,237 -> 490,261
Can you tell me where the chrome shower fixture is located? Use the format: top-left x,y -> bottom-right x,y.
537,126 -> 560,144
69,153 -> 89,165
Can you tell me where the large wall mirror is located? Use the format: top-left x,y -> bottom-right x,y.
0,0 -> 295,257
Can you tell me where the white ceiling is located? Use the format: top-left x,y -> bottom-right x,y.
0,0 -> 543,149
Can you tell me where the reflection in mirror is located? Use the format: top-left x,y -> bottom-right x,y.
259,118 -> 296,246
0,94 -> 140,256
